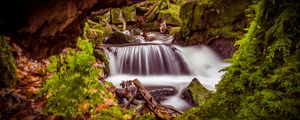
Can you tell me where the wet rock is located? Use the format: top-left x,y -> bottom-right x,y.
130,28 -> 143,36
103,32 -> 133,44
147,86 -> 178,101
182,78 -> 212,106
121,86 -> 178,101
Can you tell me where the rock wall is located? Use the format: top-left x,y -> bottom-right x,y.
174,0 -> 251,58
0,0 -> 143,59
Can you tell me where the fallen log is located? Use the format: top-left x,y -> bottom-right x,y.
121,79 -> 182,120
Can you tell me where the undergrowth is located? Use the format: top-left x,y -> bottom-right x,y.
40,38 -> 114,119
179,0 -> 300,119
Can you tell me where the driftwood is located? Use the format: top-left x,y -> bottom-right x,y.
120,79 -> 182,120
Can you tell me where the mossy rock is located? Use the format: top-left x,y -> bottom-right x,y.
111,6 -> 137,24
0,35 -> 18,88
145,0 -> 170,22
157,8 -> 181,26
169,27 -> 180,35
93,49 -> 110,76
139,22 -> 161,32
103,32 -> 133,44
83,20 -> 104,47
179,0 -> 250,40
182,78 -> 212,106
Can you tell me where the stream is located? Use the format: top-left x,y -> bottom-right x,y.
105,30 -> 229,111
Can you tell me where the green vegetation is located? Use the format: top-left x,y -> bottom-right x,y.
2,0 -> 300,119
104,32 -> 133,44
182,78 -> 212,106
41,38 -> 114,118
177,0 -> 250,44
111,6 -> 137,24
146,0 -> 181,25
0,35 -> 17,88
83,20 -> 104,47
179,0 -> 300,119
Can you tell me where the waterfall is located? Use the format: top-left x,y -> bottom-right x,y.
107,44 -> 192,75
105,36 -> 229,111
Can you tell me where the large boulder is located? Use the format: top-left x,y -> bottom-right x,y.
103,32 -> 133,44
0,0 -> 144,59
174,0 -> 251,58
182,78 -> 212,106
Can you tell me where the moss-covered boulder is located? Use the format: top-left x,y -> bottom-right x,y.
182,78 -> 212,106
93,49 -> 110,76
103,32 -> 133,44
83,20 -> 104,47
157,8 -> 181,26
145,0 -> 170,22
145,0 -> 181,26
111,6 -> 137,24
174,0 -> 251,58
0,35 -> 18,88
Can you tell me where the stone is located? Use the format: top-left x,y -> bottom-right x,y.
103,32 -> 133,44
174,0 -> 251,58
134,86 -> 178,101
158,10 -> 181,26
111,6 -> 137,24
182,78 -> 212,106
157,5 -> 181,26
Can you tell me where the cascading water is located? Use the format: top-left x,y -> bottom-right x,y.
105,33 -> 229,111
107,45 -> 191,75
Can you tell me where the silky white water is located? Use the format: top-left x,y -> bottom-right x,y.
106,43 -> 229,111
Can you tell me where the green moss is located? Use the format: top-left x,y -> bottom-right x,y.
104,32 -> 132,44
178,0 -> 250,44
83,20 -> 104,47
157,5 -> 181,25
93,49 -> 110,75
175,107 -> 202,120
145,0 -> 170,22
207,25 -> 238,38
91,106 -> 133,120
179,0 -> 300,119
111,6 -> 136,24
183,78 -> 212,106
0,35 -> 17,88
169,27 -> 180,35
134,113 -> 156,120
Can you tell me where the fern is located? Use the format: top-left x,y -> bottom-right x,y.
179,0 -> 300,119
41,38 -> 113,118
